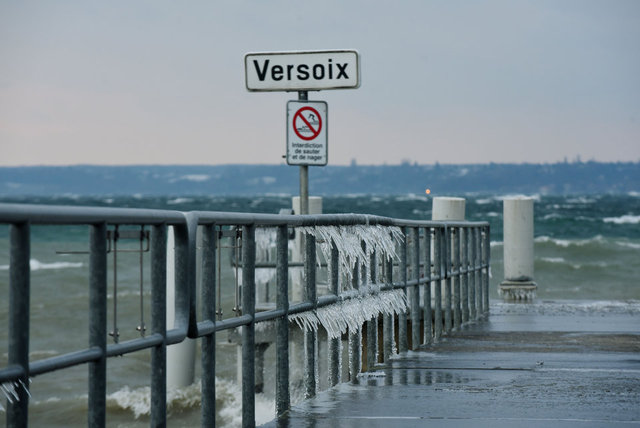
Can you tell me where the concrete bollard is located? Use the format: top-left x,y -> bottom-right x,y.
293,196 -> 323,216
499,197 -> 537,300
432,197 -> 465,332
432,197 -> 465,221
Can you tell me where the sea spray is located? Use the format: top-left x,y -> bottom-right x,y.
106,378 -> 275,426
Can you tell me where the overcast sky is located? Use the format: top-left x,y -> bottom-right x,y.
1,1 -> 638,166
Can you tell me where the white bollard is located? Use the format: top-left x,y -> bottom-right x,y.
292,196 -> 323,216
291,196 -> 322,301
432,197 -> 465,221
499,197 -> 537,300
431,197 -> 465,317
166,226 -> 196,389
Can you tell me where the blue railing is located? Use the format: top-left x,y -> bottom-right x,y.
0,203 -> 489,427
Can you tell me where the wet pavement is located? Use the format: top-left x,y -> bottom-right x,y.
261,301 -> 640,427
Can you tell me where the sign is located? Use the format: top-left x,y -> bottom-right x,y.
245,50 -> 360,92
287,101 -> 327,166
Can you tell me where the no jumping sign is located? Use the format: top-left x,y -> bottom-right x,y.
286,101 -> 328,166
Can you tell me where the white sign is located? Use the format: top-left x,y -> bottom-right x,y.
245,50 -> 360,92
287,101 -> 328,166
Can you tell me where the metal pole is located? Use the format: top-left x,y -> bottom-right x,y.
151,224 -> 167,427
423,228 -> 432,345
8,222 -> 30,428
444,227 -> 452,334
461,227 -> 469,324
304,231 -> 317,396
88,223 -> 107,428
242,225 -> 256,428
433,227 -> 442,341
411,228 -> 420,349
201,224 -> 216,427
366,249 -> 378,370
276,225 -> 290,415
383,257 -> 393,361
398,228 -> 408,353
469,227 -> 477,320
483,225 -> 491,313
328,241 -> 340,386
453,227 -> 461,330
298,90 -> 309,215
349,251 -> 360,383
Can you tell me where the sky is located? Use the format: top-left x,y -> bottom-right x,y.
1,1 -> 639,166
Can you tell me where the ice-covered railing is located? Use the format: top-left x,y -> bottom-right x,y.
0,204 -> 490,428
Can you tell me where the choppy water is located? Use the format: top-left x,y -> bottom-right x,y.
0,193 -> 639,426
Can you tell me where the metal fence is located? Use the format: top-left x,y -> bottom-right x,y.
0,203 -> 489,427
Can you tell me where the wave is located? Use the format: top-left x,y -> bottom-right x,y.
534,235 -> 606,248
106,378 -> 275,426
603,214 -> 640,224
0,259 -> 83,271
167,197 -> 194,205
493,300 -> 640,315
616,241 -> 640,250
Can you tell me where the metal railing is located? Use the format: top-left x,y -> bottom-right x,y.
0,203 -> 490,427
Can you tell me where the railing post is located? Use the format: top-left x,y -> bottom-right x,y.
461,227 -> 469,324
398,228 -> 408,353
433,227 -> 443,341
411,228 -> 420,349
444,227 -> 452,334
366,249 -> 378,370
328,241 -> 340,386
469,227 -> 477,320
242,225 -> 256,428
482,225 -> 491,314
276,225 -> 290,415
349,247 -> 361,383
88,222 -> 107,428
151,224 -> 167,427
8,222 -> 31,428
383,257 -> 394,361
453,227 -> 461,330
201,224 -> 216,427
304,231 -> 317,395
423,227 -> 432,344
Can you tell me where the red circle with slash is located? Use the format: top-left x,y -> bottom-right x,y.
293,106 -> 322,141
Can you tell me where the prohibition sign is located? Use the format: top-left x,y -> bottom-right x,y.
293,106 -> 322,141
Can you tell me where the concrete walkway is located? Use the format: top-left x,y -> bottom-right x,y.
261,301 -> 640,427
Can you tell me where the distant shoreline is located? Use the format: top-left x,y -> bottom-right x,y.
1,161 -> 638,196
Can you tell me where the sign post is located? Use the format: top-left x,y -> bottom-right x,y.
244,49 -> 360,214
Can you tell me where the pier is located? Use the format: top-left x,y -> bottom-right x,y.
1,202 -> 638,427
262,301 -> 640,427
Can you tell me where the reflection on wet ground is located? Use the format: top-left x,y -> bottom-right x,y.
261,302 -> 640,427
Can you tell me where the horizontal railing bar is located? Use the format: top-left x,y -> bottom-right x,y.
0,203 -> 489,232
0,203 -> 185,225
106,334 -> 164,357
196,320 -> 216,336
29,347 -> 103,376
214,314 -> 254,331
0,365 -> 25,384
166,329 -> 187,346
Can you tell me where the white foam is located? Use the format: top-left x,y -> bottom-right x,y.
616,241 -> 640,250
0,259 -> 85,271
603,214 -> 640,225
166,197 -> 193,205
106,378 -> 275,426
534,235 -> 605,248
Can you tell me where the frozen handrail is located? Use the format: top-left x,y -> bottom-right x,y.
0,202 -> 490,428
